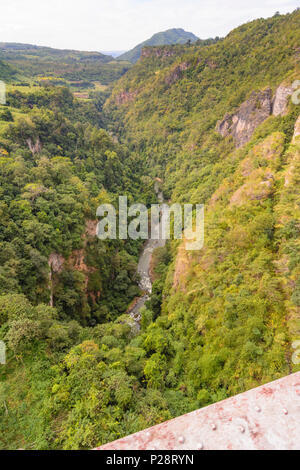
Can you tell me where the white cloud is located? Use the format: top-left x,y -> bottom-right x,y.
0,0 -> 298,51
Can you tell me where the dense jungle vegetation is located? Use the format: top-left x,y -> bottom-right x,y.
0,9 -> 300,449
0,42 -> 131,86
117,28 -> 199,63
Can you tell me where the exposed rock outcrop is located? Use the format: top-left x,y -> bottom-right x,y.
68,219 -> 99,296
165,62 -> 190,85
27,137 -> 42,155
48,253 -> 65,274
114,90 -> 138,105
85,219 -> 98,237
48,219 -> 99,307
69,249 -> 98,292
230,168 -> 274,206
216,88 -> 273,148
272,84 -> 293,116
216,84 -> 294,148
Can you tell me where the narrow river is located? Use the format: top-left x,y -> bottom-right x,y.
128,182 -> 167,329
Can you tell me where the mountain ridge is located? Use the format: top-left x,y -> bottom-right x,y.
117,27 -> 199,63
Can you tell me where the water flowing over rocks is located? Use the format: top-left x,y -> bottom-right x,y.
128,183 -> 167,329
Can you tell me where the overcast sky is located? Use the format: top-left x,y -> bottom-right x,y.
0,0 -> 299,52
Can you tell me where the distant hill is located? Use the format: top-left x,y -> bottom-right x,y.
117,28 -> 198,63
0,59 -> 16,82
0,42 -> 114,63
0,43 -> 130,85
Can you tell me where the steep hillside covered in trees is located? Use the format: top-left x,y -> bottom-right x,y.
0,10 -> 299,450
106,7 -> 300,413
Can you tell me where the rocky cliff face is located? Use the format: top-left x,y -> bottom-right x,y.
114,90 -> 138,105
141,46 -> 177,60
216,88 -> 273,148
165,62 -> 190,85
272,85 -> 293,116
48,219 -> 99,307
216,84 -> 293,148
48,253 -> 65,274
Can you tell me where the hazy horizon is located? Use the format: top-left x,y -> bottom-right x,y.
0,0 -> 299,52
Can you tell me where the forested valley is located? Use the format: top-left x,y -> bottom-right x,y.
0,9 -> 299,449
